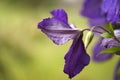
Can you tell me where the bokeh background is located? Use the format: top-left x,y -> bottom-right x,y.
0,0 -> 119,80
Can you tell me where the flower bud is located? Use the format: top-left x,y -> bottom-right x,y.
85,31 -> 94,48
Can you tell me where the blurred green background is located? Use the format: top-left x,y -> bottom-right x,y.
0,0 -> 119,80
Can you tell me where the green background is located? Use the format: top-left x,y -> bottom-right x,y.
0,0 -> 119,80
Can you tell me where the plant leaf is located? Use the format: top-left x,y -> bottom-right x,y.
108,23 -> 114,35
100,47 -> 120,54
103,23 -> 114,36
101,32 -> 113,38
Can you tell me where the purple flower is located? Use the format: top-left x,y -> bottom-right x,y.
93,29 -> 120,62
81,0 -> 120,26
38,9 -> 90,78
114,60 -> 120,80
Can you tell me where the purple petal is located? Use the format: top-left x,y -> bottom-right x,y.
101,0 -> 114,13
38,10 -> 80,45
89,18 -> 108,26
51,9 -> 68,24
64,34 -> 90,78
81,0 -> 103,18
101,0 -> 120,22
114,60 -> 120,80
81,0 -> 108,26
92,39 -> 113,62
81,0 -> 120,25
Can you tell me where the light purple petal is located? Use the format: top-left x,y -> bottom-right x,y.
64,34 -> 90,78
38,10 -> 80,45
51,9 -> 68,24
92,39 -> 113,62
114,60 -> 120,80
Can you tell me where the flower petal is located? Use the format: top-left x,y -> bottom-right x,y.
89,18 -> 107,26
114,60 -> 120,80
51,9 -> 68,24
38,18 -> 79,45
81,0 -> 103,18
101,0 -> 114,13
81,0 -> 108,26
64,34 -> 90,78
92,39 -> 113,62
101,0 -> 120,22
38,9 -> 80,45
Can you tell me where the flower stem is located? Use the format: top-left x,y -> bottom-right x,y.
82,28 -> 102,34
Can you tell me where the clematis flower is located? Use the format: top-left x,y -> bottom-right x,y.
93,29 -> 120,62
38,9 -> 90,78
114,60 -> 120,80
81,0 -> 120,26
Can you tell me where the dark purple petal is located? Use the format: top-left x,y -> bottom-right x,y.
51,9 -> 68,24
38,9 -> 80,45
92,39 -> 113,62
114,60 -> 120,80
64,34 -> 90,78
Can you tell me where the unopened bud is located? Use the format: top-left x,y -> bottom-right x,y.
85,31 -> 94,48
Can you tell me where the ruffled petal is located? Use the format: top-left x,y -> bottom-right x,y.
51,9 -> 68,24
64,34 -> 90,78
38,18 -> 79,45
38,9 -> 80,45
92,39 -> 113,62
114,60 -> 120,80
